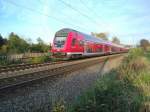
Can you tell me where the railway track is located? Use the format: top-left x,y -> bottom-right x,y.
0,61 -> 65,73
0,54 -> 125,92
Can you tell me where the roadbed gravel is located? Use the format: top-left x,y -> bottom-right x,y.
0,56 -> 124,112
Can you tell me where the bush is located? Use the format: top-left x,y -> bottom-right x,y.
117,48 -> 149,82
127,48 -> 144,61
118,56 -> 149,81
68,70 -> 143,112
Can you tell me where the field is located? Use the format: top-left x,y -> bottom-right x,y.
53,48 -> 150,112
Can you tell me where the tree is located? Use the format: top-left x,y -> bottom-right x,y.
140,39 -> 150,51
7,32 -> 29,53
0,45 -> 8,54
112,36 -> 120,44
0,34 -> 8,54
30,37 -> 49,53
37,37 -> 49,52
91,32 -> 109,40
37,37 -> 44,45
0,34 -> 3,47
0,34 -> 6,48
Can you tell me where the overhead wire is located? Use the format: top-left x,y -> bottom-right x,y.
38,0 -> 90,29
58,0 -> 103,27
5,0 -> 90,32
79,0 -> 104,20
79,0 -> 114,33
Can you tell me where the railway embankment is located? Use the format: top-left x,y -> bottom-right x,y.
55,48 -> 150,112
0,54 -> 124,112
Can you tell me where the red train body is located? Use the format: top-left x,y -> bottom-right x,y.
51,28 -> 128,59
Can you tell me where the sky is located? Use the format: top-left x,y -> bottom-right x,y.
0,0 -> 150,45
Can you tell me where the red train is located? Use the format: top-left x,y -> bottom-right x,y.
51,28 -> 128,59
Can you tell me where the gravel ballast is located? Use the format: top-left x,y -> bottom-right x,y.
0,56 -> 123,112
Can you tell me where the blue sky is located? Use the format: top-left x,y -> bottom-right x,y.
0,0 -> 150,45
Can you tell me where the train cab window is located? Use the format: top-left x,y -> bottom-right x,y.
72,38 -> 76,46
54,36 -> 67,48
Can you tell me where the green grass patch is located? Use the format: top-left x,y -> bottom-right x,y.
68,71 -> 144,112
145,52 -> 150,61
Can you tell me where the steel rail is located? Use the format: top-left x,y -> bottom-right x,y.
0,54 -> 125,92
0,61 -> 66,73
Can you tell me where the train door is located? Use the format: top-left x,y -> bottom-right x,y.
71,38 -> 78,52
106,45 -> 110,53
102,44 -> 105,53
103,45 -> 109,54
71,32 -> 83,53
97,44 -> 104,53
103,45 -> 107,53
77,34 -> 84,53
84,41 -> 95,54
84,41 -> 89,53
108,46 -> 111,53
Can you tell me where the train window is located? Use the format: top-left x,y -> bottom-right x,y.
72,38 -> 76,46
97,48 -> 103,52
87,48 -> 92,53
79,40 -> 84,46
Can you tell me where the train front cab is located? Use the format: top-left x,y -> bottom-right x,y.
51,31 -> 84,59
51,33 -> 68,58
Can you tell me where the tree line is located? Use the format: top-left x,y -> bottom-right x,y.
91,32 -> 120,44
0,32 -> 50,55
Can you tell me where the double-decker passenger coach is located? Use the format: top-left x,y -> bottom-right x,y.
51,28 -> 128,59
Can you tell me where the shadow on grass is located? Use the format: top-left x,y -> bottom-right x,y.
145,52 -> 150,61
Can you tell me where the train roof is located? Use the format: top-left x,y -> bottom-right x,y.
55,28 -> 76,36
56,28 -> 124,48
56,28 -> 105,43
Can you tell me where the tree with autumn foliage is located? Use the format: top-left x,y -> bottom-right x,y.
140,39 -> 150,51
91,32 -> 109,40
112,36 -> 120,44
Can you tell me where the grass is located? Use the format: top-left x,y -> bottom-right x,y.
52,48 -> 150,112
68,71 -> 144,112
145,52 -> 150,61
29,55 -> 51,64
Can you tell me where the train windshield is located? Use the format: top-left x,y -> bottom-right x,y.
54,36 -> 67,48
